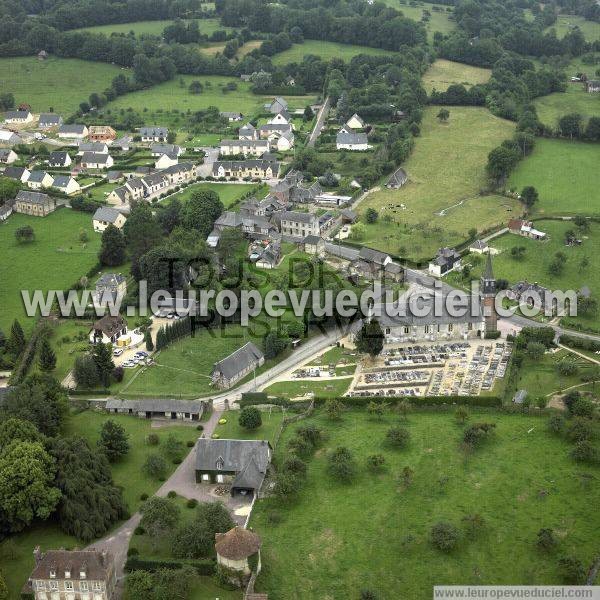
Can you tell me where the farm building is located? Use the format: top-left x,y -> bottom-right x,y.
105,398 -> 207,421
211,342 -> 265,389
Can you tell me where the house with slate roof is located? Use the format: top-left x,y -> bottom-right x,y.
211,342 -> 264,389
139,126 -> 168,142
38,113 -> 63,129
94,273 -> 127,304
48,151 -> 72,168
264,97 -> 288,114
239,123 -> 258,140
4,166 -> 30,182
93,206 -> 126,232
27,171 -> 54,190
279,210 -> 320,238
89,314 -> 127,344
0,148 -> 17,164
4,110 -> 33,124
80,152 -> 113,170
58,124 -> 88,139
77,142 -> 109,155
105,398 -> 206,421
195,438 -> 272,496
336,131 -> 369,151
0,129 -> 22,145
428,247 -> 461,277
212,160 -> 279,180
14,190 -> 55,216
52,175 -> 80,196
386,167 -> 408,189
220,139 -> 270,157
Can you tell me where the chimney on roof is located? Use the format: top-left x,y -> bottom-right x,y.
33,546 -> 42,564
100,549 -> 107,567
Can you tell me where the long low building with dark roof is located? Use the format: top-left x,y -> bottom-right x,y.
211,342 -> 265,389
105,398 -> 208,421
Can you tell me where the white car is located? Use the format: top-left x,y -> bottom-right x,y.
113,348 -> 124,357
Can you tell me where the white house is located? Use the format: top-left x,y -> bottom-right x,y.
155,154 -> 178,169
4,110 -> 33,124
57,124 -> 88,139
0,149 -> 18,164
139,126 -> 168,142
220,139 -> 270,157
52,175 -> 81,196
428,247 -> 462,277
0,129 -> 22,145
4,166 -> 30,182
150,144 -> 182,157
268,111 -> 291,126
345,113 -> 366,130
77,142 -> 109,155
38,113 -> 63,129
93,206 -> 127,232
48,151 -> 72,168
238,123 -> 258,140
336,131 -> 369,151
80,152 -> 114,170
273,130 -> 294,151
27,171 -> 54,190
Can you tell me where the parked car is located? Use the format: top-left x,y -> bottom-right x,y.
113,348 -> 124,357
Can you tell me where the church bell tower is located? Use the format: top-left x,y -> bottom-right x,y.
480,252 -> 497,333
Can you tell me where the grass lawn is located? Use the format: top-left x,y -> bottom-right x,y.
190,578 -> 242,600
263,377 -> 353,399
214,408 -> 285,443
360,107 -> 518,261
307,346 -> 358,366
73,18 -> 231,37
533,84 -> 600,129
0,209 -> 101,333
422,58 -> 491,94
164,182 -> 260,208
389,1 -> 456,42
0,56 -> 124,117
545,14 -> 600,42
509,138 -> 600,216
46,320 -> 93,382
251,409 -> 600,598
271,40 -> 396,65
105,75 -> 316,116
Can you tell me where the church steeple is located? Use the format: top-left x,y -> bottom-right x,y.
481,251 -> 496,296
480,252 -> 497,332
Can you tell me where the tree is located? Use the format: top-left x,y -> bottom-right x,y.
455,406 -> 469,425
303,105 -> 314,121
0,177 -> 19,204
181,189 -> 223,237
144,329 -> 154,352
92,343 -> 115,387
520,186 -> 538,209
401,465 -> 414,488
366,453 -> 386,471
558,556 -> 586,584
37,338 -> 56,372
486,146 -> 519,182
325,398 -> 344,420
143,454 -> 167,479
188,80 -> 203,94
0,418 -> 41,451
50,436 -> 127,541
558,113 -> 582,139
355,318 -> 384,357
327,446 -> 357,483
536,528 -> 556,551
15,226 -> 35,244
463,422 -> 496,448
97,420 -> 130,462
437,108 -> 450,122
365,208 -> 379,224
164,433 -> 185,461
430,521 -> 460,552
367,401 -> 386,419
396,400 -> 411,421
526,341 -> 545,361
140,496 -> 180,538
123,203 -> 161,259
73,354 -> 100,389
99,224 -> 126,266
6,320 -> 26,358
584,116 -> 600,141
0,441 -> 61,535
239,407 -> 262,430
557,358 -> 578,377
386,426 -> 410,448
510,246 -> 526,261
264,330 -> 287,359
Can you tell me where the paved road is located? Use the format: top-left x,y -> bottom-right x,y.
307,96 -> 331,148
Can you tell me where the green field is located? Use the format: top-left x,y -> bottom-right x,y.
423,58 -> 491,94
360,107 -> 518,260
391,1 -> 456,41
509,138 -> 600,216
105,74 -> 316,115
546,14 -> 600,42
214,408 -> 285,443
263,378 -> 353,399
534,85 -> 600,129
74,18 -> 231,37
0,56 -> 124,116
272,40 -> 396,65
0,209 -> 102,333
2,411 -> 199,599
164,182 -> 260,208
251,409 -> 600,599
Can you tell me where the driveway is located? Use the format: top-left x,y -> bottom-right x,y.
306,96 -> 330,148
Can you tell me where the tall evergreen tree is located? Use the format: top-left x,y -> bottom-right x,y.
7,320 -> 25,358
37,338 -> 57,372
91,343 -> 115,387
97,420 -> 130,462
99,224 -> 126,266
144,329 -> 154,352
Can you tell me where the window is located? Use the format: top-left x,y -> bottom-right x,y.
468,322 -> 473,331
49,581 -> 58,591
49,570 -> 56,579
92,582 -> 102,591
403,326 -> 409,334
80,582 -> 89,591
36,581 -> 45,591
65,581 -> 73,591
448,324 -> 453,332
424,325 -> 430,334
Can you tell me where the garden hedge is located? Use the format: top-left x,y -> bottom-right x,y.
124,556 -> 215,576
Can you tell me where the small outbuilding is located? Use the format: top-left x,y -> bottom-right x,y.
216,527 -> 262,578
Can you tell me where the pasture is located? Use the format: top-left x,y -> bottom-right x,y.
423,58 -> 491,94
533,84 -> 600,129
360,107 -> 518,261
0,209 -> 101,333
251,409 -> 600,599
271,40 -> 397,65
73,18 -> 231,37
0,56 -> 124,116
392,1 -> 456,41
508,138 -> 600,216
546,14 -> 600,42
104,75 -> 316,115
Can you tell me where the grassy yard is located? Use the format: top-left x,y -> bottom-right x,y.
263,378 -> 353,399
509,138 -> 600,216
164,182 -> 261,208
105,75 -> 316,116
0,209 -> 102,334
271,40 -> 396,65
251,410 -> 600,599
533,84 -> 600,129
73,18 -> 231,37
422,58 -> 491,94
360,107 -> 518,261
545,14 -> 600,42
0,56 -> 124,116
214,408 -> 285,443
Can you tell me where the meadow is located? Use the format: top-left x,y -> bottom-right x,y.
0,56 -> 124,116
271,40 -> 397,65
0,209 -> 102,333
2,411 -> 199,599
509,138 -> 600,216
214,408 -> 285,443
73,18 -> 231,37
251,409 -> 600,599
545,14 -> 600,42
360,107 -> 518,261
262,378 -> 353,399
104,74 -> 316,116
164,181 -> 261,208
392,1 -> 456,41
533,84 -> 600,129
422,58 -> 491,94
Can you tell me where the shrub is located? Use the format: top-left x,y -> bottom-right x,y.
386,427 -> 410,448
570,440 -> 598,464
566,417 -> 595,443
187,498 -> 198,509
558,556 -> 586,584
282,455 -> 307,477
536,528 -> 556,552
547,414 -> 565,434
186,440 -> 195,447
134,526 -> 145,535
147,433 -> 160,446
167,491 -> 177,499
239,406 -> 262,429
431,522 -> 460,552
173,457 -> 182,464
196,424 -> 204,431
327,447 -> 357,483
366,454 -> 386,471
463,422 -> 496,448
140,493 -> 149,501
127,547 -> 139,557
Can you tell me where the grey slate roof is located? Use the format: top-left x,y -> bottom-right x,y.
52,175 -> 73,189
78,142 -> 107,153
81,152 -> 110,165
215,211 -> 243,228
212,342 -> 264,380
15,190 -> 52,205
4,166 -> 27,180
93,206 -> 122,223
28,171 -> 50,183
140,126 -> 168,137
337,131 -> 368,145
106,398 -> 205,414
38,113 -> 62,126
359,247 -> 390,265
387,167 -> 407,186
48,151 -> 69,165
280,210 -> 318,224
213,160 -> 280,177
5,110 -> 30,120
58,124 -> 86,135
195,439 -> 271,491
